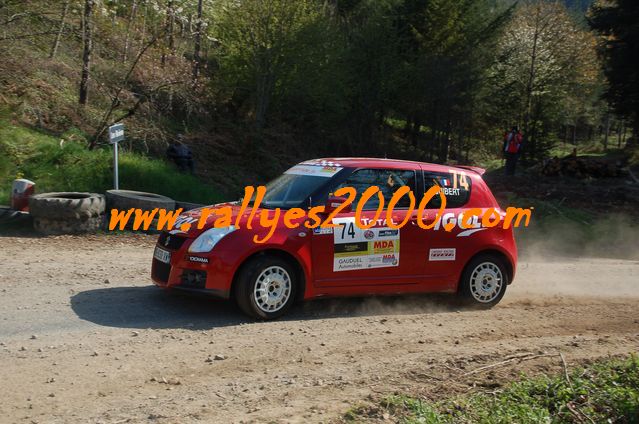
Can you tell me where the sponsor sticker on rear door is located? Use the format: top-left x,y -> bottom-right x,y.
332,217 -> 400,271
429,248 -> 456,261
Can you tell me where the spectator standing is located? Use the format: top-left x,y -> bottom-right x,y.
502,126 -> 523,176
166,134 -> 195,174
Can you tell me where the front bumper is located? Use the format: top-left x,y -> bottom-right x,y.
151,232 -> 232,299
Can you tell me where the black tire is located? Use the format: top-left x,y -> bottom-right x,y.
234,255 -> 298,320
106,190 -> 175,233
0,205 -> 31,225
458,253 -> 509,308
29,192 -> 105,220
105,190 -> 175,213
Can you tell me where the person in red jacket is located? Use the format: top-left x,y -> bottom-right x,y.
503,126 -> 523,176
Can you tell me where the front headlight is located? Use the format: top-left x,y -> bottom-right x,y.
188,226 -> 236,253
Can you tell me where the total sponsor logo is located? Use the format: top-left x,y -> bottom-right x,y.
359,217 -> 400,227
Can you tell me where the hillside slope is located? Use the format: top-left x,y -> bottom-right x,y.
0,114 -> 223,205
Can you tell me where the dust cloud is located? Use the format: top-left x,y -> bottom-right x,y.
516,213 -> 639,261
304,214 -> 639,316
510,213 -> 639,302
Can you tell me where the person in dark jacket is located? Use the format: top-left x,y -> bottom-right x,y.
502,126 -> 523,176
166,134 -> 195,174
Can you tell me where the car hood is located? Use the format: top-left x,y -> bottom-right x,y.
170,202 -> 268,238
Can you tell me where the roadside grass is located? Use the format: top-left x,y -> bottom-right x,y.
0,118 -> 224,205
344,356 -> 639,423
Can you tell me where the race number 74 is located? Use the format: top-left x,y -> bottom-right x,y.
339,221 -> 356,240
449,170 -> 469,190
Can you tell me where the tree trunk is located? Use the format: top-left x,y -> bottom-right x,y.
428,108 -> 438,162
140,0 -> 147,42
79,0 -> 93,106
523,5 -> 541,159
603,113 -> 610,149
193,0 -> 204,81
161,0 -> 174,66
629,122 -> 639,148
50,0 -> 70,59
439,119 -> 452,163
122,0 -> 138,63
255,63 -> 274,130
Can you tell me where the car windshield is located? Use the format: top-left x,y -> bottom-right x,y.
251,163 -> 343,209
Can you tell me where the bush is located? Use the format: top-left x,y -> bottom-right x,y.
347,356 -> 639,423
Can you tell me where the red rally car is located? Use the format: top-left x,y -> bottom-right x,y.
152,158 -> 517,319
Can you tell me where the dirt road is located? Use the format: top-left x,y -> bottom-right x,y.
0,234 -> 638,423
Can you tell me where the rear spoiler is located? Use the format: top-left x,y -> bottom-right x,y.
454,165 -> 486,176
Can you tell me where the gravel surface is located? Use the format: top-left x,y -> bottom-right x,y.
0,234 -> 638,423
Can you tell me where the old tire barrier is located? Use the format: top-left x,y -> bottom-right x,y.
106,190 -> 176,233
33,215 -> 104,235
28,192 -> 105,235
29,192 -> 105,220
0,205 -> 32,226
105,190 -> 175,213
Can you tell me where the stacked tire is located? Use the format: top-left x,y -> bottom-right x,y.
105,190 -> 176,233
0,205 -> 32,226
29,192 -> 106,235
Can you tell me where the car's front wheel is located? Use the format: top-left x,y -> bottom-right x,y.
234,255 -> 297,320
458,254 -> 509,308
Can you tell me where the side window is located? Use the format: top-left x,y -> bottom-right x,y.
424,171 -> 472,208
334,169 -> 417,210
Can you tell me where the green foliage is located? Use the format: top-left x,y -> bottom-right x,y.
0,0 -> 621,185
0,119 -> 223,205
215,0 -> 345,131
350,356 -> 639,423
486,1 -> 601,160
589,0 -> 639,138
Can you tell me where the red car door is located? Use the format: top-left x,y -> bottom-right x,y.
419,167 -> 476,291
311,168 -> 428,288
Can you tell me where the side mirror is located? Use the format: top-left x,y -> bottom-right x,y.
324,196 -> 352,214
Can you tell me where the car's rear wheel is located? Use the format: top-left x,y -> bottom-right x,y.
458,254 -> 508,308
234,255 -> 297,320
